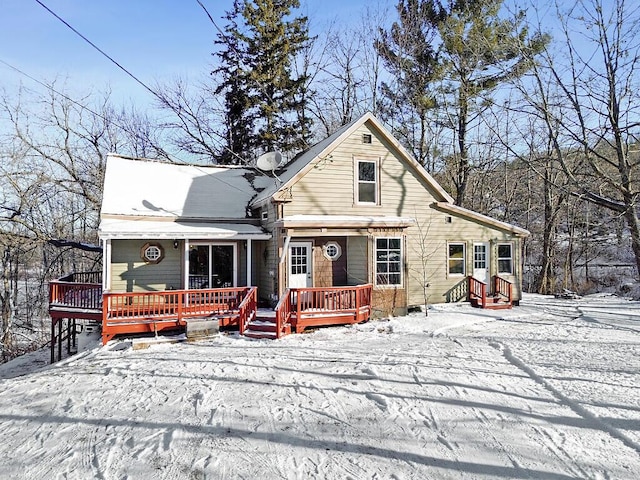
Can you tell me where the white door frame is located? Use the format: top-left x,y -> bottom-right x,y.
288,241 -> 313,288
187,242 -> 238,288
473,242 -> 490,284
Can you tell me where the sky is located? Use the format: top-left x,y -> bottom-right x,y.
0,292 -> 639,477
0,0 -> 378,111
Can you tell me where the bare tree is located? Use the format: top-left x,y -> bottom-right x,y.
0,84 -> 138,361
520,0 -> 640,278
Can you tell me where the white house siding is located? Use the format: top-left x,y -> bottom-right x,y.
110,239 -> 182,292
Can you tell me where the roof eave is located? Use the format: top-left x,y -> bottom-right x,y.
433,202 -> 530,237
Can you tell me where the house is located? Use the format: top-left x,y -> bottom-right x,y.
49,112 -> 528,352
99,111 -> 527,310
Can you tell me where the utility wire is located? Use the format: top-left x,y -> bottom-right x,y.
0,57 -> 175,161
1,56 -> 256,195
33,0 -> 252,167
34,0 -> 161,102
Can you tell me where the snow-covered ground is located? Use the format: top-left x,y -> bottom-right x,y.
1,293 -> 639,479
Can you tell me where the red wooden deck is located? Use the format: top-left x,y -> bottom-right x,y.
274,284 -> 372,338
48,274 -> 373,354
468,276 -> 513,309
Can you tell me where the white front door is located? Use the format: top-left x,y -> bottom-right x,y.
288,242 -> 313,288
473,243 -> 490,283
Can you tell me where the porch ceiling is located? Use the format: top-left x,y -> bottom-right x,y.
99,218 -> 271,240
276,215 -> 415,229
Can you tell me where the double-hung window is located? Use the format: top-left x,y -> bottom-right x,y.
357,159 -> 377,204
497,243 -> 513,274
448,243 -> 466,275
375,237 -> 402,286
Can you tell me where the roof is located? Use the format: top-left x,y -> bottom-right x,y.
99,218 -> 271,240
100,154 -> 272,220
99,154 -> 273,240
276,215 -> 415,229
250,112 -> 455,206
433,202 -> 531,237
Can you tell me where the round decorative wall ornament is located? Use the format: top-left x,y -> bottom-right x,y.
141,242 -> 164,264
322,241 -> 342,261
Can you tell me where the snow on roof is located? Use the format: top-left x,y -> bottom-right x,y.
100,155 -> 265,220
99,218 -> 271,240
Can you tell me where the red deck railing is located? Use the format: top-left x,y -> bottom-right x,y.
49,280 -> 103,311
468,276 -> 512,309
494,276 -> 513,303
276,284 -> 372,336
468,276 -> 487,308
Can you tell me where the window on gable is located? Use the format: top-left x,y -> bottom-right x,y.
357,159 -> 377,204
448,243 -> 465,275
375,237 -> 402,286
497,243 -> 513,274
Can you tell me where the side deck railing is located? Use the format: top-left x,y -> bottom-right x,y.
468,276 -> 513,308
494,276 -> 513,303
468,276 -> 487,308
276,284 -> 373,336
49,279 -> 103,312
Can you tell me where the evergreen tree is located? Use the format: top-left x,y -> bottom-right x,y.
436,0 -> 548,206
376,0 -> 445,170
215,0 -> 311,161
213,0 -> 255,164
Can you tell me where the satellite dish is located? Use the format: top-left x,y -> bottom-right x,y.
256,151 -> 282,171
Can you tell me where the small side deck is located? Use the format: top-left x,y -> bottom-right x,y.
272,284 -> 372,338
468,276 -> 513,309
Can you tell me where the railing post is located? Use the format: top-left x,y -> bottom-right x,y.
177,291 -> 183,323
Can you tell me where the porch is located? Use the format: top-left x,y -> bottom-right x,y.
468,276 -> 513,309
48,273 -> 373,361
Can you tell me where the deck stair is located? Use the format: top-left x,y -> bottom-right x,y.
468,276 -> 513,310
243,309 -> 291,339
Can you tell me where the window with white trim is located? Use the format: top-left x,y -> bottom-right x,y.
448,243 -> 465,275
375,237 -> 402,286
497,243 -> 513,274
357,159 -> 377,204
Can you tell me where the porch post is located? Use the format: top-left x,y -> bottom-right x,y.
102,239 -> 111,291
246,239 -> 252,286
183,240 -> 190,289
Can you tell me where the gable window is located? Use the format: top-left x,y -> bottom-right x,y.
448,243 -> 465,275
356,159 -> 377,204
497,243 -> 513,274
375,237 -> 402,286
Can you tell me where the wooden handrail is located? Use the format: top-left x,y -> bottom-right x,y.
275,288 -> 293,339
238,287 -> 257,335
103,287 -> 254,323
468,277 -> 487,308
57,271 -> 102,284
493,276 -> 513,303
49,281 -> 103,310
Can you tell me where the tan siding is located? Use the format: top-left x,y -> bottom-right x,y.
282,121 -> 525,307
110,239 -> 182,292
256,202 -> 279,304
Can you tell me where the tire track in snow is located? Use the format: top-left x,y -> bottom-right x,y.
490,340 -> 640,455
